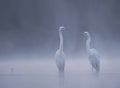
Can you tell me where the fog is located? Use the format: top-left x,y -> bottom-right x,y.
0,0 -> 120,88
0,59 -> 120,88
0,0 -> 119,59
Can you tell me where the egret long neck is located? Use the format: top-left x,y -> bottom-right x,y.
59,30 -> 63,51
86,36 -> 91,52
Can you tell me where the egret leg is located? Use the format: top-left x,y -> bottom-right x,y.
59,72 -> 64,88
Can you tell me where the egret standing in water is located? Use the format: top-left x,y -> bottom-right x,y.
55,26 -> 66,72
83,32 -> 100,73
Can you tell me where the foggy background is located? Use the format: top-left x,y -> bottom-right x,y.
1,1 -> 120,88
0,0 -> 120,59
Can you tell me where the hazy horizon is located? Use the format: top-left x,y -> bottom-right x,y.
0,0 -> 120,60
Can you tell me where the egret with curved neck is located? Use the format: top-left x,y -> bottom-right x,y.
55,26 -> 66,72
59,27 -> 64,51
85,32 -> 91,53
84,32 -> 100,73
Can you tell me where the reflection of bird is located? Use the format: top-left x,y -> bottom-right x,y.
55,26 -> 66,72
84,32 -> 100,72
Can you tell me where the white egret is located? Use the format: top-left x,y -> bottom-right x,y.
84,32 -> 100,73
55,26 -> 66,72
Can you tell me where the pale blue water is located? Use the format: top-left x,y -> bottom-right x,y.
0,59 -> 120,88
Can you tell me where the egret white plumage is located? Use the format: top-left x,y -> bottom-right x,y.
55,26 -> 66,72
84,32 -> 100,73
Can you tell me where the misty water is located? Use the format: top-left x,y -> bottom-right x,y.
0,58 -> 120,88
0,0 -> 120,88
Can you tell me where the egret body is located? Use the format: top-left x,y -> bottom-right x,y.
84,32 -> 100,73
55,26 -> 66,72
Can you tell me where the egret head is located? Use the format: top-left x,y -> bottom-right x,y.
83,31 -> 90,38
59,26 -> 65,31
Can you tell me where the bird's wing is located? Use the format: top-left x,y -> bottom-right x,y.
89,50 -> 100,64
